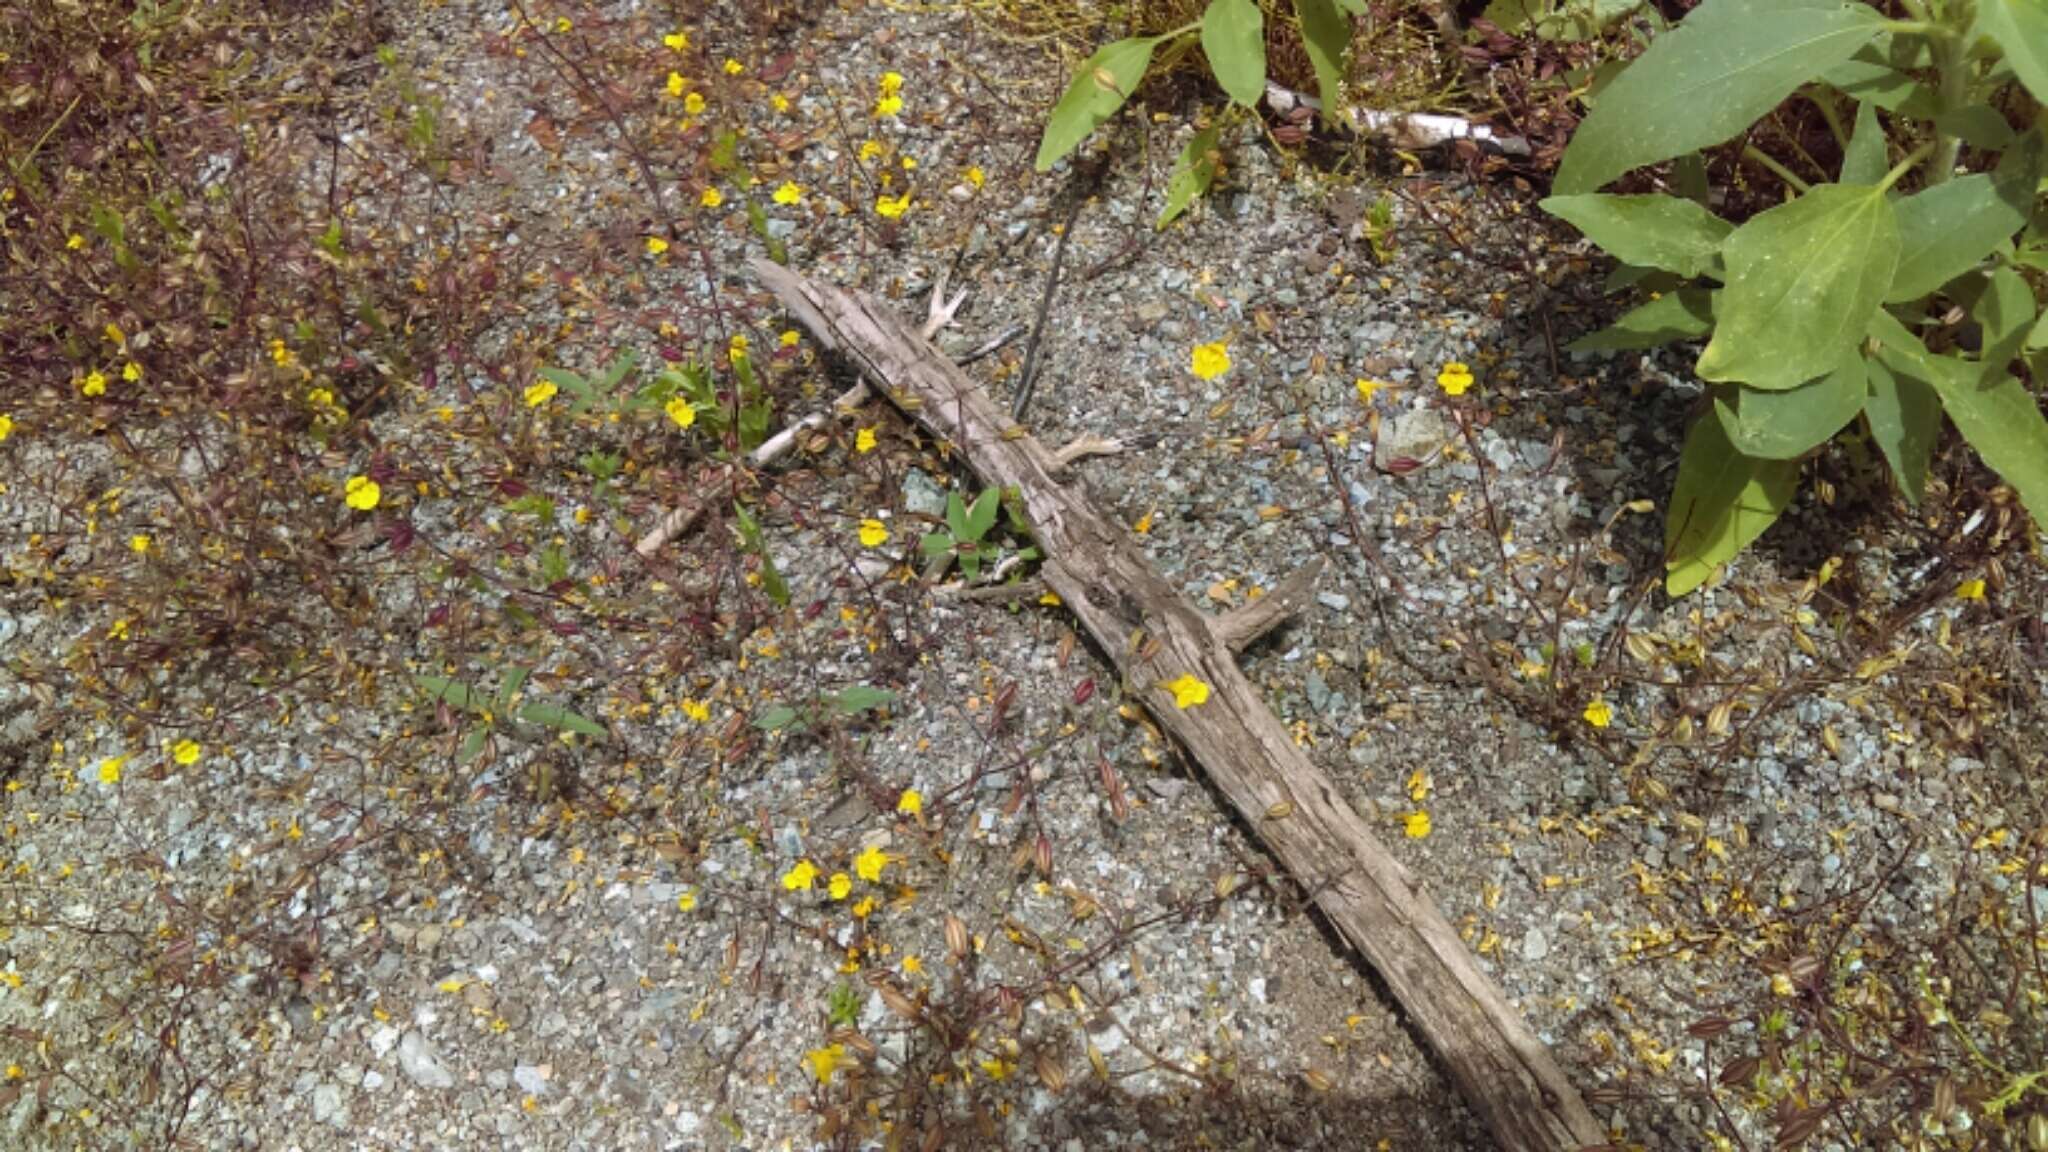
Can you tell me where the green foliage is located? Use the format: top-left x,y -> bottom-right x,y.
920,488 -> 1005,581
751,685 -> 898,734
1034,0 -> 1364,225
1548,0 -> 2048,594
415,665 -> 606,761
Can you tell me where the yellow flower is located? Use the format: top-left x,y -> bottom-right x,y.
681,698 -> 711,723
0,414 -> 13,442
852,896 -> 876,918
81,371 -> 107,397
771,93 -> 791,113
665,72 -> 686,98
270,338 -> 295,368
699,187 -> 724,209
1437,361 -> 1475,396
665,397 -> 696,429
854,844 -> 888,882
108,619 -> 131,640
827,872 -> 853,900
772,181 -> 802,205
1770,972 -> 1795,997
553,16 -> 571,32
1355,378 -> 1385,404
874,94 -> 904,118
524,379 -> 558,407
855,427 -> 877,453
683,92 -> 706,116
875,192 -> 911,219
728,333 -> 749,358
105,322 -> 127,346
646,235 -> 670,255
858,518 -> 889,548
1189,342 -> 1231,381
67,233 -> 86,250
98,755 -> 128,785
1403,810 -> 1432,839
880,71 -> 905,96
1163,674 -> 1211,710
723,58 -> 743,75
900,156 -> 917,171
859,139 -> 884,163
662,30 -> 690,51
122,362 -> 141,382
171,740 -> 201,766
1582,698 -> 1613,729
964,165 -> 985,189
677,887 -> 698,912
129,534 -> 151,554
343,475 -> 381,511
805,1044 -> 845,1084
778,329 -> 800,347
1955,578 -> 1986,601
897,788 -> 923,816
782,859 -> 819,891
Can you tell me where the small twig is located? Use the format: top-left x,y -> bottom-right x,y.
1010,194 -> 1082,421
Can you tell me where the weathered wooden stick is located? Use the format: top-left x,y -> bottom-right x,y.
751,257 -> 1605,1152
1214,556 -> 1326,653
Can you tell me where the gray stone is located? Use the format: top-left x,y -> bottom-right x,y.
514,1063 -> 550,1096
312,1083 -> 345,1126
1373,409 -> 1451,473
1522,927 -> 1550,962
397,1030 -> 456,1090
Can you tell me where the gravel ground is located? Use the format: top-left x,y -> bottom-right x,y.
5,1 -> 2046,1150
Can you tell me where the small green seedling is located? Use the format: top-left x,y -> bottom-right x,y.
921,488 -> 1003,581
752,684 -> 897,734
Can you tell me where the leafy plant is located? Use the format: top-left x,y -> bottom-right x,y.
1545,0 -> 2048,594
752,684 -> 898,734
415,665 -> 608,762
920,488 -> 1008,581
1034,0 -> 1367,224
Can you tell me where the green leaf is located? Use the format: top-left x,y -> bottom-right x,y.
1295,0 -> 1353,123
415,675 -> 479,713
1967,266 -> 2038,382
944,490 -> 969,537
1201,0 -> 1266,107
1035,36 -> 1159,172
830,685 -> 897,716
1712,353 -> 1866,460
1665,412 -> 1800,596
1840,101 -> 1886,185
1159,121 -> 1224,227
1821,39 -> 1936,113
1540,193 -> 1733,278
921,531 -> 954,558
963,489 -> 1001,542
1976,0 -> 2048,105
752,705 -> 801,732
1933,104 -> 2017,151
1925,362 -> 2048,531
1569,289 -> 1717,352
494,665 -> 531,710
1863,312 -> 1944,506
598,350 -> 639,390
517,702 -> 608,739
1553,0 -> 1885,194
1887,176 -> 2030,303
459,726 -> 489,763
1699,184 -> 1899,391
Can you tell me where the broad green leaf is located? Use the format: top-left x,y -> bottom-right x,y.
1699,184 -> 1899,391
597,350 -> 639,390
1712,354 -> 1866,459
518,702 -> 608,739
1541,193 -> 1733,278
459,727 -> 489,763
1536,0 -> 1646,42
1201,0 -> 1266,107
758,549 -> 790,608
1665,412 -> 1800,596
1035,36 -> 1159,172
1977,0 -> 2048,105
415,675 -> 479,713
921,531 -> 953,558
830,685 -> 897,715
1888,133 -> 2042,302
1967,266 -> 2037,381
1159,121 -> 1224,227
752,705 -> 801,732
963,488 -> 1001,541
1482,0 -> 1542,34
494,665 -> 530,710
1296,0 -> 1352,124
1673,153 -> 1712,206
1888,177 -> 2028,302
1569,289 -> 1717,352
1821,41 -> 1936,114
1933,104 -> 2017,151
1841,101 -> 1886,185
1863,311 -> 1944,505
2028,306 -> 2048,350
1554,0 -> 1885,194
1925,362 -> 2048,530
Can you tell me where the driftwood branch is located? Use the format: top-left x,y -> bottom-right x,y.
751,256 -> 1605,1152
1214,557 -> 1325,653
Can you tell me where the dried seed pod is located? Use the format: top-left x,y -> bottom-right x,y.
944,914 -> 971,962
1035,1050 -> 1067,1092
